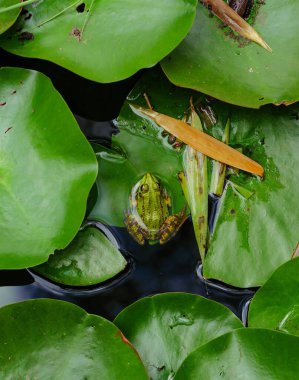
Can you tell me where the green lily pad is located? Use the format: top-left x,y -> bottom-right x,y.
174,328 -> 299,380
248,257 -> 299,336
0,0 -> 21,35
0,299 -> 149,379
33,226 -> 127,286
204,104 -> 299,287
161,2 -> 299,108
0,67 -> 97,269
114,293 -> 243,380
0,0 -> 197,82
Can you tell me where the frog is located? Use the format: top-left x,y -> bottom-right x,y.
124,173 -> 187,245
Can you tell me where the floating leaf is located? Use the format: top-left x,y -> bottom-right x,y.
174,328 -> 299,380
0,0 -> 197,82
0,0 -> 22,35
0,67 -> 97,269
248,257 -> 299,336
33,226 -> 127,286
162,2 -> 299,108
204,103 -> 299,287
114,293 -> 243,380
0,299 -> 149,379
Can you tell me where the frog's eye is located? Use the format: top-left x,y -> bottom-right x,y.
154,183 -> 161,190
140,184 -> 149,193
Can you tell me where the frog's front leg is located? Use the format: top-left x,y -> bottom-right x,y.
124,212 -> 148,245
159,208 -> 188,244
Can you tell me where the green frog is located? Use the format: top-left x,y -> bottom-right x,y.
124,173 -> 187,245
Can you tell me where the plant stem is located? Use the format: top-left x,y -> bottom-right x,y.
210,118 -> 230,196
0,0 -> 38,14
182,100 -> 208,262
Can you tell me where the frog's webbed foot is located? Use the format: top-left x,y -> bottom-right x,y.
124,212 -> 147,245
159,208 -> 188,244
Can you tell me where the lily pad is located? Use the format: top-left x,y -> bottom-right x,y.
114,293 -> 243,380
0,67 -> 97,269
204,104 -> 299,287
0,299 -> 149,379
248,257 -> 299,336
0,0 -> 197,82
161,2 -> 299,108
0,0 -> 21,35
174,328 -> 299,380
33,226 -> 127,286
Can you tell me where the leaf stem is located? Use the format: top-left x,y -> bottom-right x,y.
210,118 -> 230,196
0,0 -> 38,14
182,99 -> 209,262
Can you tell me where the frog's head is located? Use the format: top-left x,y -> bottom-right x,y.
137,173 -> 161,197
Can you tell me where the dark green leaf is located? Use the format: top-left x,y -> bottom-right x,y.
162,2 -> 299,108
174,328 -> 299,380
0,0 -> 197,82
114,293 -> 243,380
0,67 -> 97,269
89,70 -> 195,226
0,299 -> 149,379
248,257 -> 299,336
33,226 -> 127,286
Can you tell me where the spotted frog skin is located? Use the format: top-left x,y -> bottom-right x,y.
124,173 -> 187,245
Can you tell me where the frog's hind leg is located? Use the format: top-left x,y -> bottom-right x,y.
124,212 -> 146,245
159,208 -> 188,245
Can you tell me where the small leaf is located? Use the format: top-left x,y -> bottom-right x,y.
33,226 -> 127,286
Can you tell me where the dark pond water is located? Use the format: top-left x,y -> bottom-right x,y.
0,50 -> 256,324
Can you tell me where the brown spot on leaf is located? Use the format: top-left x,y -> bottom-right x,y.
18,32 -> 34,42
230,209 -> 236,214
198,216 -> 205,226
71,27 -> 81,41
0,102 -> 6,106
5,127 -> 12,134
